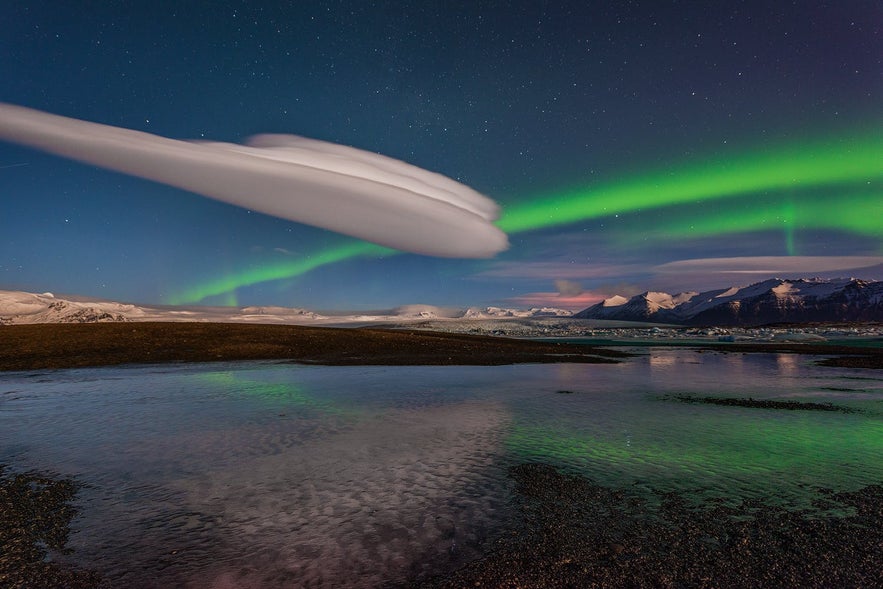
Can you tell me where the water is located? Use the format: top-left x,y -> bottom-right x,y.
1,349 -> 881,587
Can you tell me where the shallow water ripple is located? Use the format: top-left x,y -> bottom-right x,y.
0,354 -> 881,586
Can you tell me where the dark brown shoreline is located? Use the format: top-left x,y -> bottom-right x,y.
0,322 -> 626,371
693,342 -> 883,369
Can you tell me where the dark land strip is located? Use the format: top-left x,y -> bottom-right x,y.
0,322 -> 626,371
660,394 -> 864,413
814,355 -> 883,369
688,342 -> 883,369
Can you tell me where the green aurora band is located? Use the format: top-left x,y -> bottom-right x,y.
494,132 -> 882,234
169,241 -> 391,305
611,191 -> 882,255
195,370 -> 359,418
171,130 -> 882,304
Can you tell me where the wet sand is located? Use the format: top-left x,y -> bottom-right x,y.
0,322 -> 625,371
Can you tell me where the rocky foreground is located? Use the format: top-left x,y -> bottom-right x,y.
0,466 -> 99,589
416,464 -> 883,589
4,463 -> 881,589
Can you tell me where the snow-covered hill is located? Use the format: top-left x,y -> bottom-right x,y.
0,291 -> 572,325
0,291 -> 327,325
575,278 -> 883,325
0,291 -> 134,324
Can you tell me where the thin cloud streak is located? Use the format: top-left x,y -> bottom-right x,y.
0,103 -> 507,258
654,256 -> 883,274
475,261 -> 645,281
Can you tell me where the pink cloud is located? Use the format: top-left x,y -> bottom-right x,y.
506,291 -> 607,311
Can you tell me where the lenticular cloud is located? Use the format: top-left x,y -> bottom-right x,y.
0,103 -> 508,258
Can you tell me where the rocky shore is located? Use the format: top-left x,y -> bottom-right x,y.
417,463 -> 883,588
7,463 -> 880,588
0,466 -> 100,589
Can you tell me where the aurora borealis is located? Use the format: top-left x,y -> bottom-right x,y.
169,242 -> 390,305
170,130 -> 882,304
1,1 -> 880,309
496,130 -> 882,234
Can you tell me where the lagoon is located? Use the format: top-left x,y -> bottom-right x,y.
2,349 -> 881,587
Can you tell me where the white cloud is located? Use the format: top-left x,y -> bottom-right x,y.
0,103 -> 508,258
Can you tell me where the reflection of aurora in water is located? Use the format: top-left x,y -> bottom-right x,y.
1,352 -> 882,585
506,413 -> 883,504
170,130 -> 883,304
490,351 -> 883,507
195,369 -> 358,418
116,355 -> 883,512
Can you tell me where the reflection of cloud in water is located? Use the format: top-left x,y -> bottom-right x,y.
552,362 -> 594,383
649,353 -> 677,370
164,400 -> 510,588
647,349 -> 749,374
13,358 -> 878,586
776,353 -> 800,376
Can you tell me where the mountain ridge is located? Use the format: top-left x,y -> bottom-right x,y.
574,278 -> 883,326
2,277 -> 881,327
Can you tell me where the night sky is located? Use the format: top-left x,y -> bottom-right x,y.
1,1 -> 880,311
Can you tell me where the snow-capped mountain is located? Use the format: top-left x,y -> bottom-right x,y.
3,279 -> 879,327
574,278 -> 883,325
578,291 -> 696,321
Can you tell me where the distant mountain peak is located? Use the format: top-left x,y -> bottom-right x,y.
602,295 -> 629,307
574,277 -> 882,326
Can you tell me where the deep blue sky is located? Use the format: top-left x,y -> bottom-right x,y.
1,1 -> 880,310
